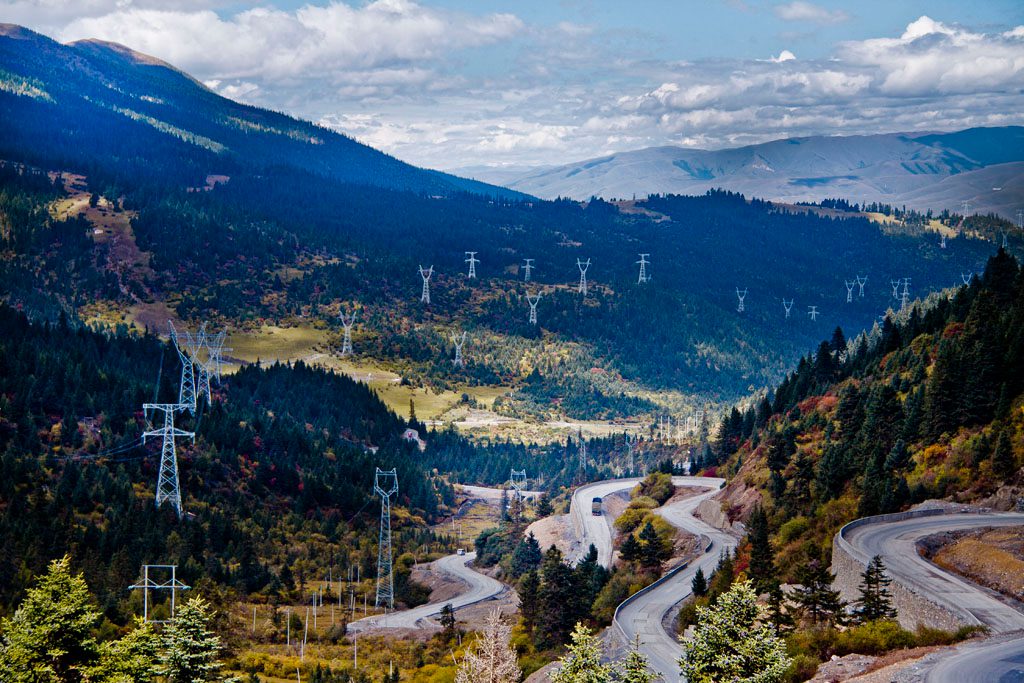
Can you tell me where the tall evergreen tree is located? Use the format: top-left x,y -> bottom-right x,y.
549,623 -> 615,683
619,636 -> 657,683
992,426 -> 1017,480
854,555 -> 897,623
790,559 -> 845,627
691,567 -> 708,597
159,596 -> 234,683
518,571 -> 540,633
746,506 -> 776,593
536,547 -> 575,649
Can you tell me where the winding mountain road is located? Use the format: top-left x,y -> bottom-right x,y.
567,476 -> 736,681
347,551 -> 505,632
837,510 -> 1024,682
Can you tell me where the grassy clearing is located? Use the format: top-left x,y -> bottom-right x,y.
225,325 -> 331,369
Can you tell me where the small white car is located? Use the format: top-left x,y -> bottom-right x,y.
457,548 -> 466,556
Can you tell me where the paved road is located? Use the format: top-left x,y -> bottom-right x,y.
348,551 -> 505,632
839,511 -> 1024,683
568,478 -> 645,566
613,480 -> 735,683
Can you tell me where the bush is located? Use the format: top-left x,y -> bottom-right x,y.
777,516 -> 810,545
590,569 -> 654,623
782,654 -> 820,683
634,472 -> 674,505
835,620 -> 915,656
614,507 -> 650,535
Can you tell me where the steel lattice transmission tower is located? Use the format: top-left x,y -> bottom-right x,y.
509,469 -> 527,503
807,305 -> 819,321
856,275 -> 867,297
143,403 -> 194,519
736,288 -> 747,313
526,291 -> 541,325
205,330 -> 229,384
939,233 -> 947,249
961,272 -> 973,285
168,322 -> 197,413
891,279 -> 901,299
465,252 -> 478,279
576,258 -> 591,295
900,277 -> 911,311
845,280 -> 855,303
452,331 -> 467,368
636,253 -> 650,284
340,309 -> 357,357
418,265 -> 433,304
782,299 -> 793,319
192,324 -> 212,404
373,468 -> 399,610
522,258 -> 534,282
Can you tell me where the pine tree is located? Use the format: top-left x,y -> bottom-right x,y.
454,609 -> 520,683
510,532 -> 543,577
439,603 -> 457,643
536,494 -> 554,518
679,580 -> 790,683
619,534 -> 642,563
992,426 -> 1017,480
746,506 -> 776,593
691,567 -> 708,597
86,618 -> 159,683
159,596 -> 234,683
618,635 -> 656,683
854,555 -> 897,623
790,559 -> 845,626
536,547 -> 575,649
0,555 -> 102,682
549,623 -> 615,683
638,521 -> 670,570
518,571 -> 540,633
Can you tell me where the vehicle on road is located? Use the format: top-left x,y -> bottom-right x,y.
457,548 -> 465,556
592,497 -> 603,515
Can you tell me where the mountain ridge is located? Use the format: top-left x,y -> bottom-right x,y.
471,127 -> 1024,216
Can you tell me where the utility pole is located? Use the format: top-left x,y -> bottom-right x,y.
452,331 -> 467,368
418,265 -> 433,305
465,251 -> 478,279
808,305 -> 818,321
142,402 -> 194,519
782,299 -> 793,319
856,275 -> 867,297
340,309 -> 356,357
526,291 -> 541,325
636,253 -> 650,284
577,258 -> 591,295
736,288 -> 747,313
523,258 -> 534,282
128,564 -> 190,623
374,468 -> 398,610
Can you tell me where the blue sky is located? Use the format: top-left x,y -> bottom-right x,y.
4,0 -> 1023,170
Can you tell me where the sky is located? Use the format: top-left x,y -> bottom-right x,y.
3,0 -> 1023,171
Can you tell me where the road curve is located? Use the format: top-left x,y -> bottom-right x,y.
838,511 -> 1024,683
347,551 -> 505,632
568,478 -> 645,566
613,481 -> 736,683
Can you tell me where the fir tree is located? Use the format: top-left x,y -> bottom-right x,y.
619,534 -> 642,564
549,623 -> 615,683
439,603 -> 457,643
691,567 -> 708,597
159,596 -> 234,683
510,532 -> 543,578
854,555 -> 897,623
638,521 -> 670,570
0,555 -> 102,682
618,635 -> 657,683
992,427 -> 1017,480
518,571 -> 540,633
746,506 -> 776,593
790,559 -> 845,627
536,547 -> 575,648
679,580 -> 790,683
535,494 -> 554,518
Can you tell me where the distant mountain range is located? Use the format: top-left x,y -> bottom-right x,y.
460,127 -> 1024,217
0,23 -> 521,198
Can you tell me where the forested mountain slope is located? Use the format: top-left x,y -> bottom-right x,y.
705,249 -> 1024,579
0,305 -> 455,617
0,24 -> 517,198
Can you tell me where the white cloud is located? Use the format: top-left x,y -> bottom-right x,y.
774,1 -> 849,25
769,50 -> 796,63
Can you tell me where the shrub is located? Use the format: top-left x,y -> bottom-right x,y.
782,654 -> 819,683
835,620 -> 915,656
634,472 -> 674,505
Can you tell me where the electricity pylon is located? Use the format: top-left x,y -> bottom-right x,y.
340,309 -> 356,356
961,272 -> 973,285
452,331 -> 467,368
373,468 -> 398,610
577,259 -> 590,295
523,258 -> 534,282
465,252 -> 478,279
808,305 -> 818,321
128,565 -> 190,623
736,288 -> 747,313
418,266 -> 433,304
636,253 -> 650,284
782,299 -> 793,319
205,330 -> 229,384
900,277 -> 911,311
168,322 -> 196,413
527,291 -> 541,325
845,280 -> 855,303
856,275 -> 867,297
940,233 -> 947,249
509,469 -> 527,504
192,323 -> 211,404
891,279 -> 901,299
143,402 -> 194,519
